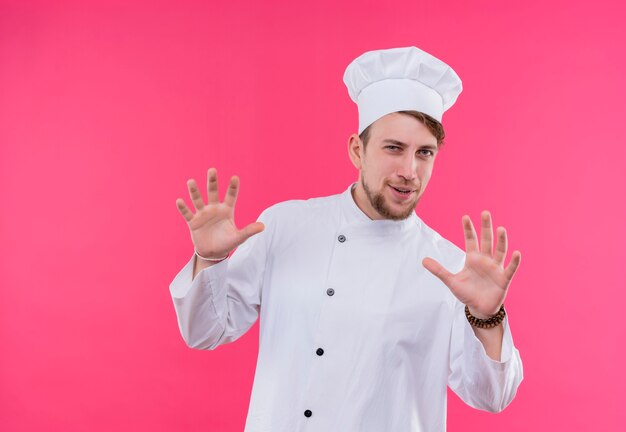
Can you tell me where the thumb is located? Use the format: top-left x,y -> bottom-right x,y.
239,222 -> 265,242
422,257 -> 454,287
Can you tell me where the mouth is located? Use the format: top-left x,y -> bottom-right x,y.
389,185 -> 416,199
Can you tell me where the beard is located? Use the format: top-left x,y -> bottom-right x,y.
362,177 -> 419,221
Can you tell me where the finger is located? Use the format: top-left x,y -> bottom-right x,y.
175,198 -> 194,222
238,222 -> 265,243
224,175 -> 240,208
480,210 -> 493,255
186,179 -> 205,210
207,168 -> 219,204
422,257 -> 454,287
504,250 -> 522,281
462,215 -> 479,253
493,226 -> 508,266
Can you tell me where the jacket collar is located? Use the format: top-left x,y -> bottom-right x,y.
340,182 -> 420,234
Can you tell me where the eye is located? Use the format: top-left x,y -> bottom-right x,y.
385,145 -> 402,151
418,149 -> 434,157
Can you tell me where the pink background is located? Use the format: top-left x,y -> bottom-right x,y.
1,0 -> 625,430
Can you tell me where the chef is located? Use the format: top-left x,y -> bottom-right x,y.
170,46 -> 523,431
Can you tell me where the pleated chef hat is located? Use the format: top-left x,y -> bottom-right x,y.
343,46 -> 463,134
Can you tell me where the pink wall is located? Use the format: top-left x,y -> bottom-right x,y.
1,0 -> 625,430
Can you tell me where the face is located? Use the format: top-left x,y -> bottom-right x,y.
348,112 -> 439,221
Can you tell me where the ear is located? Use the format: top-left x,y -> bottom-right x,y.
347,134 -> 363,170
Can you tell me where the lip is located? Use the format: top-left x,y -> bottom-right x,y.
388,185 -> 415,201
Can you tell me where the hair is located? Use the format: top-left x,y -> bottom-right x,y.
358,110 -> 446,149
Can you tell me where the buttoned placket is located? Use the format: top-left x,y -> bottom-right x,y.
296,225 -> 353,430
295,185 -> 417,430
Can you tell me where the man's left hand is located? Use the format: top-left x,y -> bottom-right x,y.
422,211 -> 522,319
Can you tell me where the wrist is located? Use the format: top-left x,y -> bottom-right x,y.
467,306 -> 492,320
465,304 -> 506,329
194,249 -> 230,262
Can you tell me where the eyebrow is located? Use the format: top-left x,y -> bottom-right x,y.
382,139 -> 438,151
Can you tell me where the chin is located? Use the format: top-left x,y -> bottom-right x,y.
376,196 -> 419,221
362,177 -> 422,221
389,204 -> 418,220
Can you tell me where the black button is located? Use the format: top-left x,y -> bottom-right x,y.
304,409 -> 312,417
338,234 -> 346,243
316,348 -> 324,356
326,288 -> 335,296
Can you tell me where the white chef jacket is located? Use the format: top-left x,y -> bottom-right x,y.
169,183 -> 523,432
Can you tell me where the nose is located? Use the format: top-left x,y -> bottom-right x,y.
396,154 -> 418,182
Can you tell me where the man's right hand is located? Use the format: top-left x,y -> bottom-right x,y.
176,167 -> 265,266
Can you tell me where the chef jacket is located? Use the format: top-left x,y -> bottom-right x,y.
169,183 -> 523,432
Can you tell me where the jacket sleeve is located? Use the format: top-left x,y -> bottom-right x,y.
447,299 -> 524,412
169,208 -> 274,350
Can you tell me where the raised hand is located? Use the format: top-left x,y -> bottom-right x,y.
422,211 -> 521,319
175,167 -> 265,260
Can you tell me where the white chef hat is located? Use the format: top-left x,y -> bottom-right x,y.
343,46 -> 463,134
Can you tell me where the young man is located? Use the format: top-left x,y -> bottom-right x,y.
170,47 -> 523,431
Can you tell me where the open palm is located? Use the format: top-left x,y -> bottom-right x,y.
175,168 -> 264,259
423,211 -> 521,319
